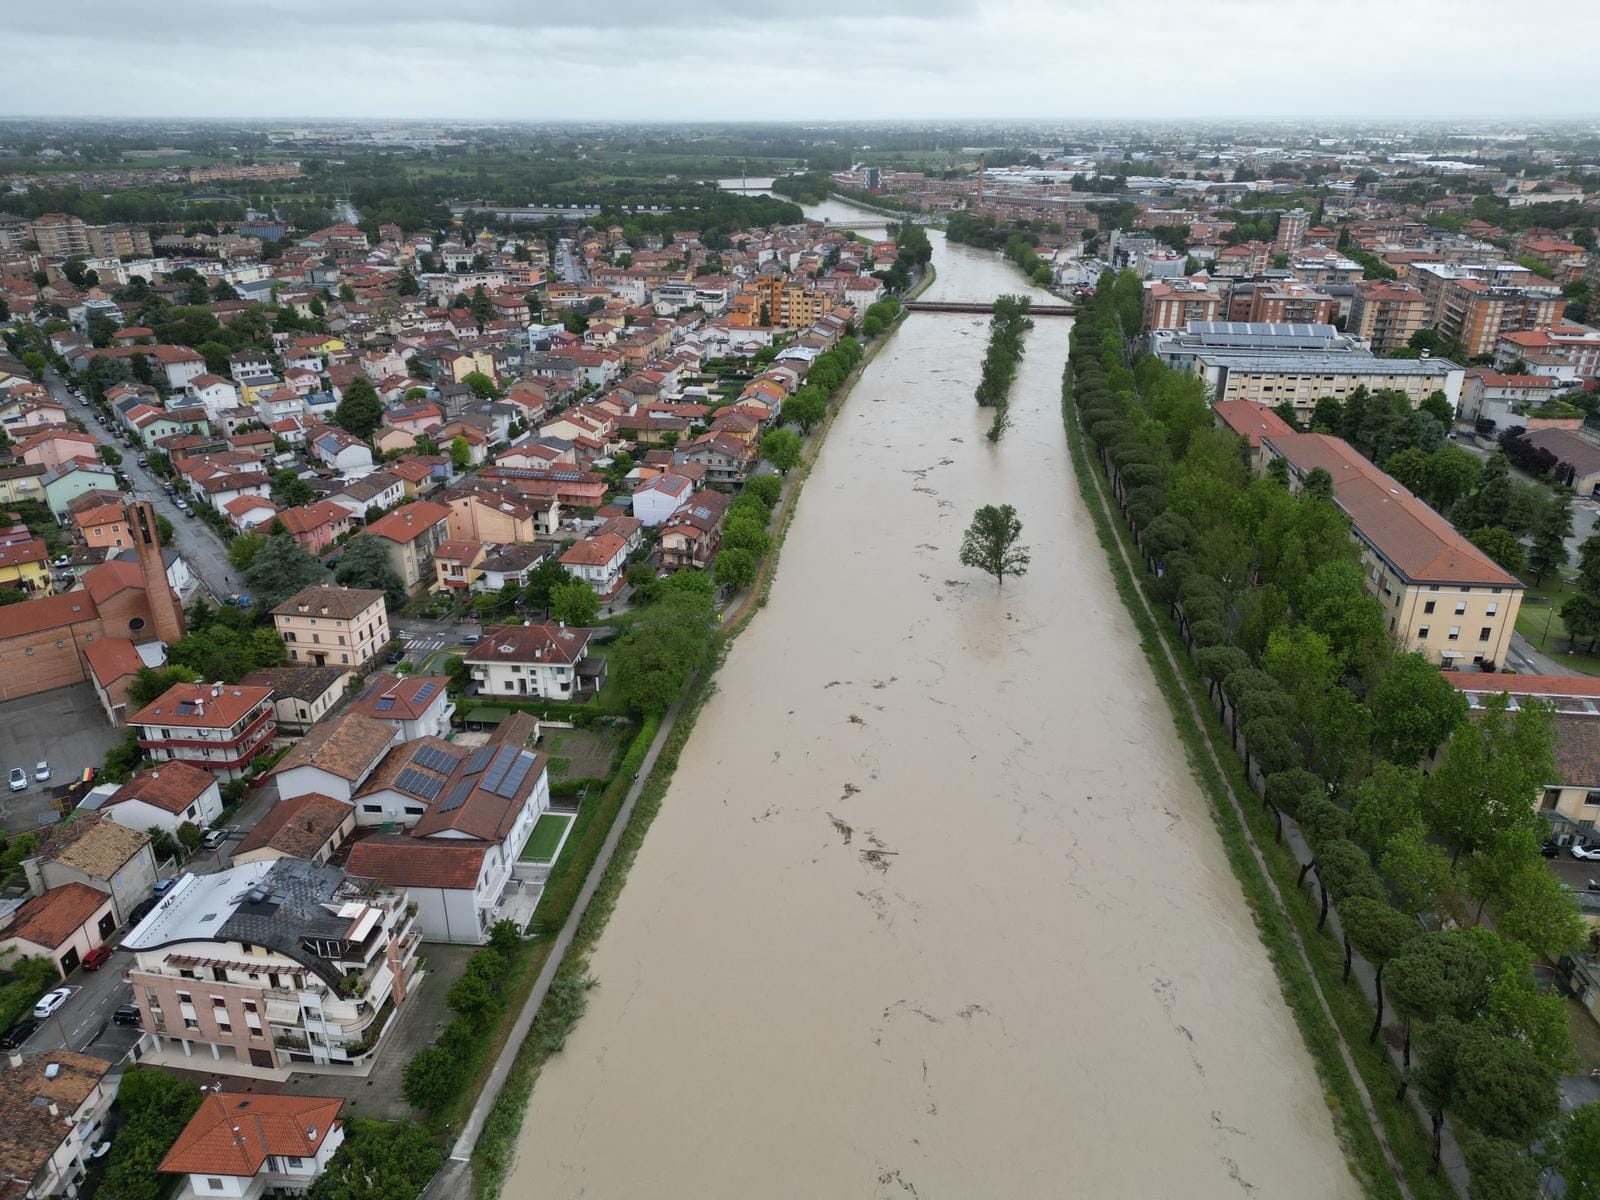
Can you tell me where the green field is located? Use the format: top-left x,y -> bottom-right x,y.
1515,575 -> 1600,674
519,812 -> 572,863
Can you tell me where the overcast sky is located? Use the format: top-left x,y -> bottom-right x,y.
5,0 -> 1599,122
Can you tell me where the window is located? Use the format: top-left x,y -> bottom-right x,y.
207,1181 -> 224,1192
1486,603 -> 1498,617
1448,626 -> 1460,641
129,617 -> 145,631
1479,627 -> 1492,641
362,803 -> 383,814
1587,792 -> 1600,808
1455,601 -> 1467,615
1424,600 -> 1435,614
1418,625 -> 1430,638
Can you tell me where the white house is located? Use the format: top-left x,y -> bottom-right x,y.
631,472 -> 694,527
221,494 -> 280,532
273,712 -> 398,805
97,762 -> 223,837
311,428 -> 375,473
160,1093 -> 346,1200
0,1051 -> 118,1199
558,532 -> 628,599
185,374 -> 242,421
348,673 -> 455,741
464,622 -> 603,700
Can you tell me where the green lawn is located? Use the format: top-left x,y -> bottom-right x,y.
1516,575 -> 1600,675
519,812 -> 572,863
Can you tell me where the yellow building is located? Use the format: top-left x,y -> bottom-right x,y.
1262,432 -> 1523,670
0,463 -> 48,505
0,538 -> 52,596
270,583 -> 390,670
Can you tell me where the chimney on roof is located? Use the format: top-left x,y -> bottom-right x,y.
7,1050 -> 20,1069
212,682 -> 224,697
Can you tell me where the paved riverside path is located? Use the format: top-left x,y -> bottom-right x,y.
420,691 -> 685,1199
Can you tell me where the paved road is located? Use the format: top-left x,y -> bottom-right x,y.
45,370 -> 236,599
20,950 -> 138,1062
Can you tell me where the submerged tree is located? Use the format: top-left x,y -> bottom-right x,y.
959,504 -> 1031,587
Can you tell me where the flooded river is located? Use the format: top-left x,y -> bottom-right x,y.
507,208 -> 1360,1197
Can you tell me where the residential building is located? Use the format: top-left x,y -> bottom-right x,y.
98,761 -> 225,837
345,723 -> 549,943
271,584 -> 390,671
277,500 -> 354,554
0,882 -> 117,979
1212,400 -> 1297,472
129,681 -> 277,781
1348,281 -> 1429,353
1193,352 -> 1464,420
1262,432 -> 1523,669
659,490 -> 732,571
159,1093 -> 345,1200
1141,277 -> 1225,332
1275,207 -> 1309,255
24,812 -> 157,925
630,472 -> 694,527
1518,426 -> 1600,496
0,538 -> 51,596
348,673 -> 454,740
559,532 -> 628,599
273,711 -> 397,805
0,1051 -> 117,1200
364,501 -> 451,594
122,858 -> 420,1078
434,539 -> 488,594
239,666 -> 351,735
1457,371 -> 1565,431
231,793 -> 356,867
464,622 -> 603,700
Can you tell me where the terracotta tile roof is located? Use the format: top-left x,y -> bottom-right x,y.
35,812 -> 149,880
234,792 -> 354,860
0,1051 -> 111,1191
83,635 -> 143,687
131,683 -> 273,731
108,761 -> 216,815
559,533 -> 625,568
1448,672 -> 1600,700
350,673 -> 449,722
80,559 -> 144,605
346,834 -> 487,890
366,500 -> 450,544
0,591 -> 99,640
277,499 -> 351,536
464,622 -> 594,666
275,711 -> 396,782
1213,400 -> 1296,447
238,665 -> 349,704
2,882 -> 109,949
160,1093 -> 343,1178
271,583 -> 385,621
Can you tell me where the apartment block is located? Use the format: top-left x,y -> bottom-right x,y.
1261,432 -> 1523,669
1141,277 -> 1225,332
129,680 -> 277,780
271,583 -> 390,671
122,858 -> 421,1079
1348,280 -> 1429,353
1192,352 -> 1464,420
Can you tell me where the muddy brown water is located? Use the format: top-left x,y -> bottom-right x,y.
506,218 -> 1361,1198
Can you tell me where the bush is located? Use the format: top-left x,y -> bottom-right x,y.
402,1046 -> 462,1112
98,1068 -> 203,1200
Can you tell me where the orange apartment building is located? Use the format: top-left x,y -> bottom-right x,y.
1246,281 -> 1337,325
1440,280 -> 1564,358
1349,280 -> 1429,353
1142,278 -> 1225,332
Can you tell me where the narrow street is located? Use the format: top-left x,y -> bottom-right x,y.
44,369 -> 238,600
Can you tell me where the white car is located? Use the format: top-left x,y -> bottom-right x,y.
1573,844 -> 1600,861
33,987 -> 72,1020
7,767 -> 25,792
34,761 -> 50,783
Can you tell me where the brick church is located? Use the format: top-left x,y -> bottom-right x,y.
0,500 -> 187,722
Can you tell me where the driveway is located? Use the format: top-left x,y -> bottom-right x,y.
0,685 -> 124,834
45,370 -> 236,599
19,944 -> 138,1064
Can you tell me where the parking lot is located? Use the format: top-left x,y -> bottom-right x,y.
0,685 -> 123,834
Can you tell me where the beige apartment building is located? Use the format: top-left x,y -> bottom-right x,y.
272,583 -> 390,670
121,858 -> 420,1079
29,213 -> 151,258
1262,432 -> 1523,670
1193,353 -> 1464,420
1348,280 -> 1428,353
366,501 -> 452,594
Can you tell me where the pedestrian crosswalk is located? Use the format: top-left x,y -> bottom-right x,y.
402,635 -> 446,653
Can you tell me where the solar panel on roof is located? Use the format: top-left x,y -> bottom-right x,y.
375,697 -> 396,712
395,768 -> 445,800
464,745 -> 496,776
438,778 -> 475,813
414,745 -> 460,774
480,745 -> 517,794
414,682 -> 438,703
495,752 -> 535,798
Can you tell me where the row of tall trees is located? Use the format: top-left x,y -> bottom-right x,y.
1072,271 -> 1591,1196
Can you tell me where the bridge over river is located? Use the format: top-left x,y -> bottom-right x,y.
904,299 -> 1076,316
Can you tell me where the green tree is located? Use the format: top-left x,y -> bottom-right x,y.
1460,1133 -> 1540,1200
783,389 -> 827,433
1424,692 -> 1554,867
176,820 -> 203,853
228,530 -> 267,572
519,558 -> 570,616
98,1067 -> 204,1200
126,663 -> 201,708
1468,526 -> 1526,578
744,474 -> 783,509
449,435 -> 472,470
244,532 -> 329,609
611,589 -> 716,715
759,428 -> 802,474
959,503 -> 1031,587
309,1119 -> 444,1200
272,468 -> 316,507
335,377 -> 383,439
713,546 -> 757,591
98,444 -> 123,467
1453,1023 -> 1560,1142
401,1046 -> 460,1111
1555,1103 -> 1600,1200
1413,1016 -> 1469,1169
1371,652 -> 1469,765
462,370 -> 499,398
1340,897 -> 1420,1043
549,577 -> 600,625
1527,493 -> 1572,585
334,535 -> 405,609
721,515 -> 771,559
1386,930 -> 1491,1065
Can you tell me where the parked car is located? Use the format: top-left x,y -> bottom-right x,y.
8,767 -> 26,792
33,987 -> 72,1019
137,456 -> 149,467
151,877 -> 178,896
201,829 -> 228,850
52,554 -> 72,568
1542,841 -> 1563,858
81,946 -> 113,971
386,649 -> 405,664
1,1018 -> 39,1049
126,897 -> 157,924
1572,844 -> 1600,861
34,761 -> 50,783
112,1005 -> 141,1028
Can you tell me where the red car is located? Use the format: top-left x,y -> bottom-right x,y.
81,946 -> 113,971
